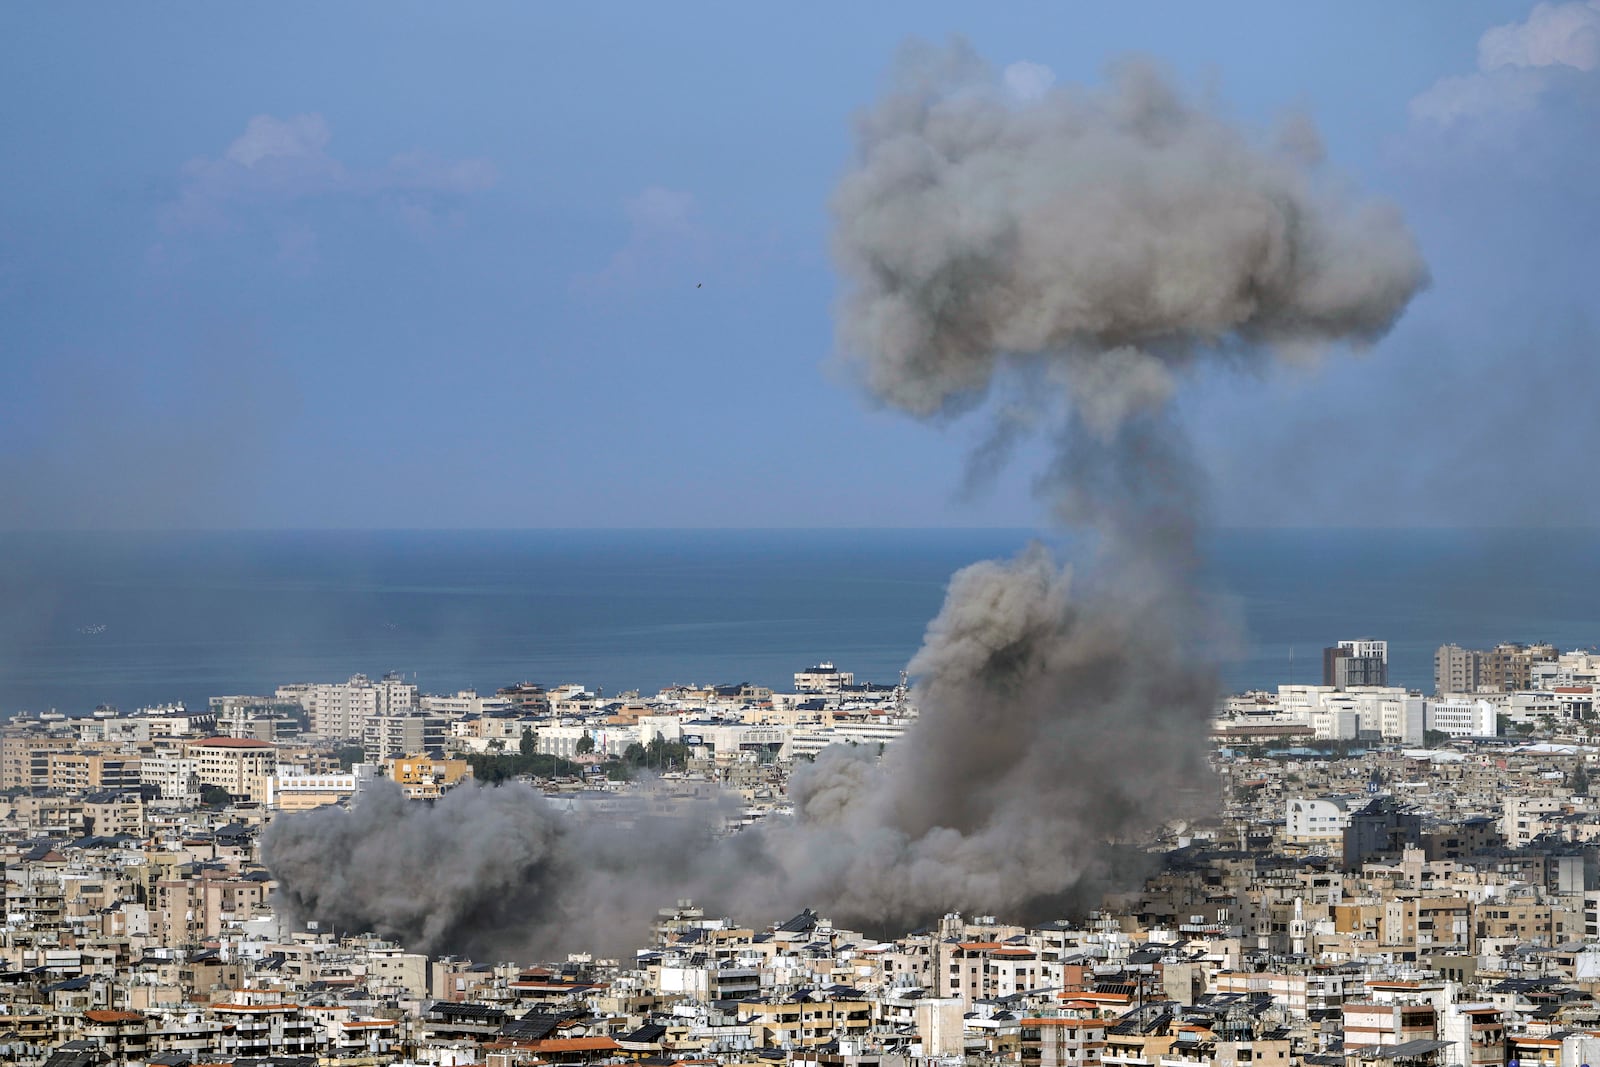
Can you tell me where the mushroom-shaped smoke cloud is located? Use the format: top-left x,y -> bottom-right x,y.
264,41 -> 1427,961
835,41 -> 1428,435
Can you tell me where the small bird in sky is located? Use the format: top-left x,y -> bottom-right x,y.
696,283 -> 702,288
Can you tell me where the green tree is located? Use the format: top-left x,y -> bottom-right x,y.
520,727 -> 536,757
575,734 -> 595,756
199,784 -> 232,808
333,745 -> 365,771
1423,729 -> 1450,749
465,751 -> 586,784
622,737 -> 691,770
1573,763 -> 1590,796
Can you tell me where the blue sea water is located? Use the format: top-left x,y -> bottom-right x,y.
0,528 -> 1596,716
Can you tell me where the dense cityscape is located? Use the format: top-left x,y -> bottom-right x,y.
4,637 -> 1600,1067
5,4 -> 1594,1067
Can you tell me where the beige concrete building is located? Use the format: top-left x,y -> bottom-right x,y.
183,736 -> 276,804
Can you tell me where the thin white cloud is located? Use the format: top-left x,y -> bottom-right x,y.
225,113 -> 336,168
625,186 -> 696,233
1480,0 -> 1600,71
1412,1 -> 1600,125
1003,60 -> 1056,102
161,113 -> 499,238
575,185 -> 708,291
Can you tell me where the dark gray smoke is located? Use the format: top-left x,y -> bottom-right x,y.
263,779 -> 743,960
264,40 -> 1426,959
740,540 -> 1214,927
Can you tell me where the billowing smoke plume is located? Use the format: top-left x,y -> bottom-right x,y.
264,779 -> 745,959
834,41 -> 1428,433
742,543 -> 1217,927
264,41 -> 1426,959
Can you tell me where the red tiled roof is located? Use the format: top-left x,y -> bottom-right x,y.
532,1037 -> 621,1053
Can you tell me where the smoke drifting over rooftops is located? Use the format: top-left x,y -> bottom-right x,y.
263,39 -> 1427,959
265,780 -> 743,959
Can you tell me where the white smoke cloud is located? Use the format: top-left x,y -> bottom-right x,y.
1412,1 -> 1600,125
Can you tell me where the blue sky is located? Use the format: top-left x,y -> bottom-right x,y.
1,2 -> 1595,529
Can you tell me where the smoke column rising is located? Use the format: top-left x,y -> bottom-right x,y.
263,41 -> 1427,958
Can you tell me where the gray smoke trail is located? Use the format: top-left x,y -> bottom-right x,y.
264,40 -> 1427,958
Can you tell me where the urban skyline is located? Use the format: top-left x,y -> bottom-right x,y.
2,6 -> 1598,1067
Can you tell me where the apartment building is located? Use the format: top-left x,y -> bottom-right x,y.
1343,1001 -> 1438,1047
267,765 -> 375,812
938,939 -> 1053,1003
277,673 -> 417,741
153,871 -> 270,944
363,710 -> 450,762
1436,643 -> 1559,695
739,995 -> 871,1048
1325,639 -> 1389,689
1286,797 -> 1352,846
1426,698 -> 1498,738
182,736 -> 276,804
140,751 -> 200,801
44,752 -> 142,793
388,754 -> 473,799
794,662 -> 855,694
1,734 -> 72,789
1021,1018 -> 1106,1067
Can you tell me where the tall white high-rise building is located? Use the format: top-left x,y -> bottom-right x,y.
276,673 -> 418,741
